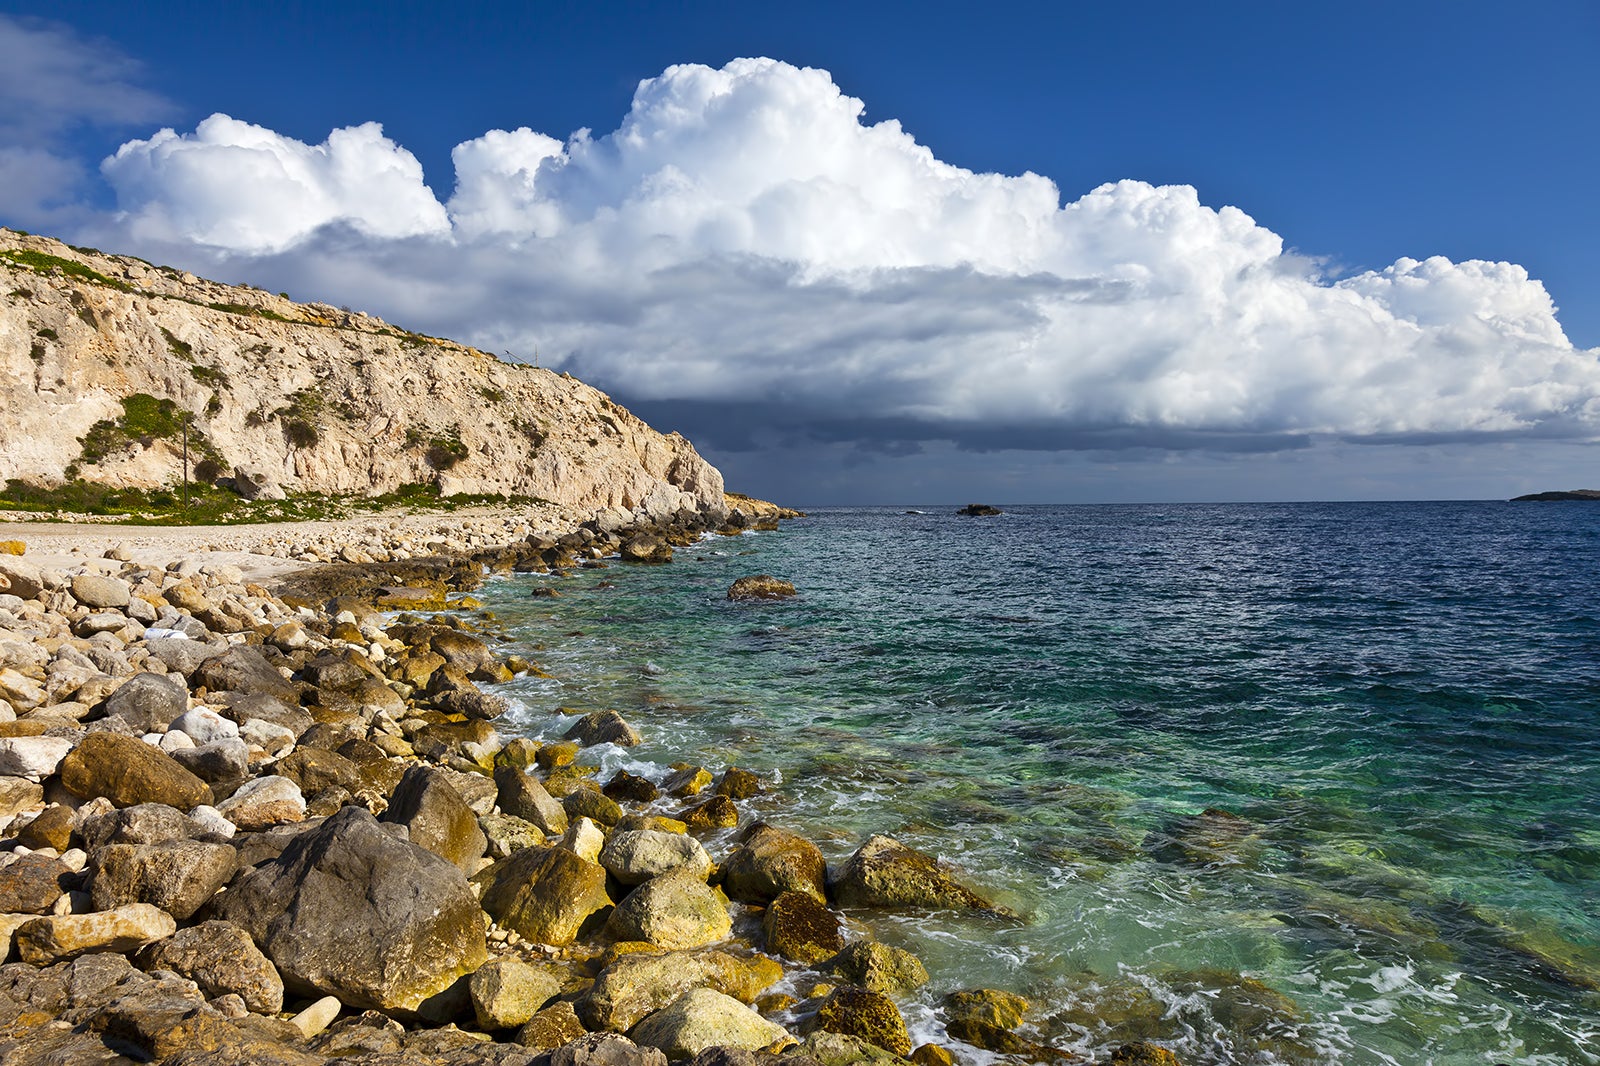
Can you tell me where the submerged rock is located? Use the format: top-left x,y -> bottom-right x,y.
727,576 -> 796,601
829,834 -> 1000,914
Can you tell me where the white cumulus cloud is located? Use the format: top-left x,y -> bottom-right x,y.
89,57 -> 1600,453
102,115 -> 450,253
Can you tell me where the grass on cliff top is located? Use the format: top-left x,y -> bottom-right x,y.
0,479 -> 551,526
1,249 -> 133,293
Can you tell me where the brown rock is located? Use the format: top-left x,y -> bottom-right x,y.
762,891 -> 843,964
516,999 -> 588,1050
59,733 -> 214,809
721,823 -> 828,905
813,987 -> 911,1057
0,852 -> 71,913
142,919 -> 285,1014
476,845 -> 613,946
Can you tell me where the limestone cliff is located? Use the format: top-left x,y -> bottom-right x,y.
0,230 -> 725,523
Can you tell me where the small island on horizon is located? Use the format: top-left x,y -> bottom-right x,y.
1511,489 -> 1600,501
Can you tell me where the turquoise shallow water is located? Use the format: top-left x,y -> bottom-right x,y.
480,502 -> 1600,1065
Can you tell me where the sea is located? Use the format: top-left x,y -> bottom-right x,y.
476,502 -> 1599,1065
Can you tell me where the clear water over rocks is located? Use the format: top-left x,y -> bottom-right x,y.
483,502 -> 1600,1065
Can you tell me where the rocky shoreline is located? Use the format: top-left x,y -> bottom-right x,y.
0,503 -> 1181,1066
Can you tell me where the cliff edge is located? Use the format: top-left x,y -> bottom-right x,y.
1,229 -> 726,525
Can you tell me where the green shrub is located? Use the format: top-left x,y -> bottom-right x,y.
29,343 -> 44,365
188,364 -> 228,388
0,249 -> 132,292
208,301 -> 291,323
160,327 -> 193,360
35,328 -> 57,341
424,425 -> 469,470
284,419 -> 319,448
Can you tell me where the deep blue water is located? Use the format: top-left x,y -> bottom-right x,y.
481,502 -> 1600,1065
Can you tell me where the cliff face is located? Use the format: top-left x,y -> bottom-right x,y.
0,230 -> 725,523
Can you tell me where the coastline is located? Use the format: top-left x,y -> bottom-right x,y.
0,504 -> 1110,1066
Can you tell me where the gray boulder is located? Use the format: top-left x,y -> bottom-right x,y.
379,764 -> 487,874
194,645 -> 298,700
215,806 -> 488,1015
102,672 -> 188,732
550,1033 -> 668,1066
71,574 -> 132,609
599,830 -> 713,886
90,839 -> 237,920
606,867 -> 732,950
141,919 -> 285,1013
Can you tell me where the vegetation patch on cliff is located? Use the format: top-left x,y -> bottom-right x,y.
0,248 -> 132,293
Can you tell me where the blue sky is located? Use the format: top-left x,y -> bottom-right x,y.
3,1 -> 1598,503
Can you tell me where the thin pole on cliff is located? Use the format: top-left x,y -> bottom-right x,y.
181,416 -> 189,510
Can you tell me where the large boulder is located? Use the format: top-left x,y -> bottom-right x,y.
380,764 -> 487,874
600,830 -> 713,886
495,766 -> 569,835
606,867 -> 732,950
214,806 -> 488,1014
89,840 -> 237,920
565,709 -> 642,747
0,555 -> 45,599
581,949 -> 782,1032
469,957 -> 563,1030
475,845 -> 613,946
721,823 -> 827,905
194,646 -> 298,700
761,891 -> 842,964
101,672 -> 188,732
71,574 -> 132,609
828,941 -> 928,995
829,835 -> 998,913
15,903 -> 176,963
59,733 -> 214,809
621,535 -> 673,564
812,988 -> 911,1057
630,988 -> 794,1060
141,919 -> 285,1014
